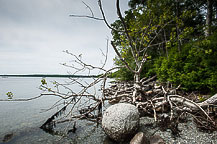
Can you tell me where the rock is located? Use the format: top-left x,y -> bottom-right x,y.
102,103 -> 140,142
3,133 -> 13,142
149,135 -> 165,144
130,132 -> 149,144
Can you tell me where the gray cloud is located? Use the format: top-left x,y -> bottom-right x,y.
0,0 -> 129,74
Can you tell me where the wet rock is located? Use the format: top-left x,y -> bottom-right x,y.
130,132 -> 149,144
102,103 -> 140,142
149,135 -> 165,144
3,133 -> 13,142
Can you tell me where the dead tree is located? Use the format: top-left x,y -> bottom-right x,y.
71,0 -> 217,131
0,0 -> 216,135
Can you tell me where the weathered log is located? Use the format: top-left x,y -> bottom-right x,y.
199,93 -> 217,106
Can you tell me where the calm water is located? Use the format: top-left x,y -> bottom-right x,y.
0,77 -> 111,144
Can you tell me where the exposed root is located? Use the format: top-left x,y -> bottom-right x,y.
103,77 -> 217,132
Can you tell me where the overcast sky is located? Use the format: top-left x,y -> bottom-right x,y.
0,0 -> 129,75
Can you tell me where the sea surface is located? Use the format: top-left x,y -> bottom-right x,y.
0,77 -> 111,144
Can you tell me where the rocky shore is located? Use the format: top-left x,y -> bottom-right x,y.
101,103 -> 216,144
137,116 -> 217,144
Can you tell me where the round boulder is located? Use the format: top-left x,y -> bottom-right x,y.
102,103 -> 140,141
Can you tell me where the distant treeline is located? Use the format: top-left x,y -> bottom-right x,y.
0,74 -> 98,78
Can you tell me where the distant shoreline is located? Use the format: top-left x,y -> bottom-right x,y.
0,74 -> 98,78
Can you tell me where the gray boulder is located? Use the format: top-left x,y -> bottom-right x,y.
102,103 -> 140,141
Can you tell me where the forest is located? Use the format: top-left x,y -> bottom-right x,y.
111,0 -> 217,94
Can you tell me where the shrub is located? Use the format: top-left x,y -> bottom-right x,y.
155,31 -> 217,93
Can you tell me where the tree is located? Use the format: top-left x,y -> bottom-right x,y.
0,0 -> 216,138
112,0 -> 205,80
205,0 -> 214,37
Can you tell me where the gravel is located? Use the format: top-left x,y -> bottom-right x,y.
139,117 -> 217,144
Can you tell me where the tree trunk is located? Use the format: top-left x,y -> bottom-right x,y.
205,0 -> 213,37
133,73 -> 140,103
215,2 -> 217,25
176,0 -> 181,53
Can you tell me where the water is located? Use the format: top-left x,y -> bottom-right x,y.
0,77 -> 113,144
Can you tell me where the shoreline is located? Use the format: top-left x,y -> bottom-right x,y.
0,74 -> 98,78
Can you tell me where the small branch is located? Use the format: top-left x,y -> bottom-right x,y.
100,38 -> 109,70
69,14 -> 103,20
150,100 -> 157,121
98,0 -> 121,32
116,0 -> 139,66
63,50 -> 107,72
138,20 -> 173,73
0,94 -> 57,102
155,95 -> 214,123
82,1 -> 94,17
141,75 -> 157,85
111,41 -> 135,73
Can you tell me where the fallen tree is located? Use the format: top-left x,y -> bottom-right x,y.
0,0 -> 216,138
103,77 -> 217,131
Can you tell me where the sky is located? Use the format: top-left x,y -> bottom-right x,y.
0,0 -> 129,75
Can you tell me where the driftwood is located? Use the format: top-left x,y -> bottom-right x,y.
0,0 -> 216,137
103,76 -> 217,132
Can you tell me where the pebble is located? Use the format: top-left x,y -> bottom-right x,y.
139,117 -> 217,144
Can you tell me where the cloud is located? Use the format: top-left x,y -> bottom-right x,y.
0,0 -> 129,74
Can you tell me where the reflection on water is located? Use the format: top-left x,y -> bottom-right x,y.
0,77 -> 113,144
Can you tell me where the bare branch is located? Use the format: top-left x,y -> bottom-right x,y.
99,37 -> 109,70
111,41 -> 135,73
97,0 -> 122,32
0,93 -> 65,102
63,50 -> 107,72
69,14 -> 103,20
116,0 -> 139,66
82,1 -> 94,17
138,20 -> 173,73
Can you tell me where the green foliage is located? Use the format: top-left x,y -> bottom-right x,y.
112,49 -> 135,81
111,0 -> 206,81
111,59 -> 156,81
198,95 -> 206,102
6,92 -> 13,99
111,67 -> 134,81
111,0 -> 217,94
155,31 -> 217,93
41,78 -> 47,85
